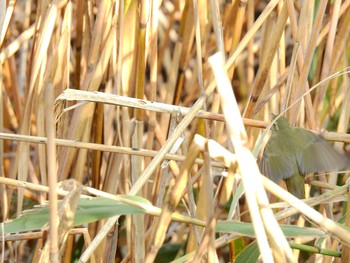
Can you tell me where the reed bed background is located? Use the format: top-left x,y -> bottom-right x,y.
1,0 -> 350,262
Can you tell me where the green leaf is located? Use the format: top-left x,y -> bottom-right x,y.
155,243 -> 183,263
1,196 -> 147,234
235,241 -> 260,263
227,182 -> 244,219
73,197 -> 146,225
216,221 -> 326,238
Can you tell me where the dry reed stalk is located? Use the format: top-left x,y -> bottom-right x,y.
1,0 -> 350,262
173,1 -> 195,106
57,0 -> 115,182
227,6 -> 246,76
44,81 -> 59,262
0,0 -> 14,46
289,1 -> 328,127
144,0 -> 158,169
317,0 -> 350,46
158,2 -> 189,134
244,3 -> 288,118
262,175 -> 350,247
13,0 -> 59,220
131,0 -> 149,259
328,8 -> 350,118
0,53 -> 6,228
79,93 -> 208,260
210,52 -> 293,262
0,6 -> 6,240
187,0 -> 216,256
313,0 -> 341,126
0,131 -> 227,168
145,134 -> 206,262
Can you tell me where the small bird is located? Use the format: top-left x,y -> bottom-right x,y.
259,115 -> 349,199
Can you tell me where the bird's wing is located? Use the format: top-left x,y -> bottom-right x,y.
259,151 -> 295,183
294,129 -> 349,174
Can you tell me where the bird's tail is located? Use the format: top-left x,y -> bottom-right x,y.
284,173 -> 305,221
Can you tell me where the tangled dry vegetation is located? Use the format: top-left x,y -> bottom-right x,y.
1,0 -> 350,262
